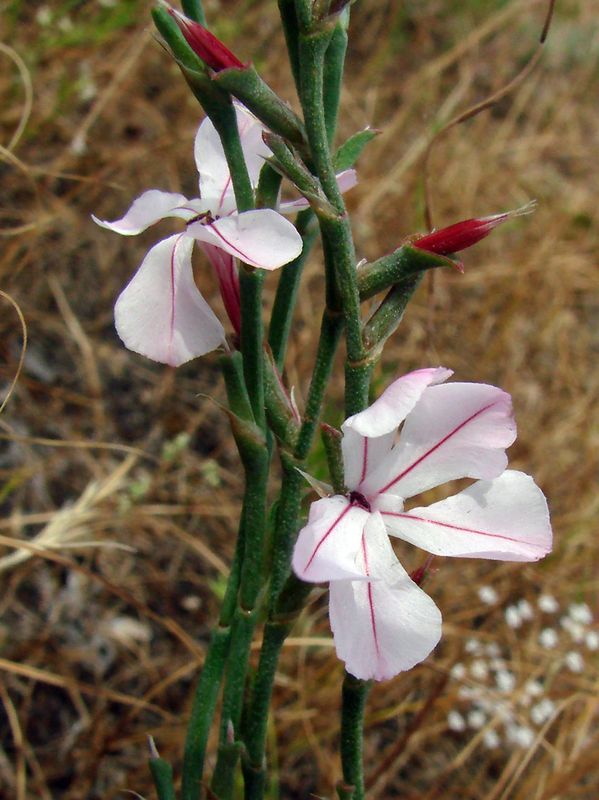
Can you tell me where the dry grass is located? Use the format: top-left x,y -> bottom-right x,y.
0,0 -> 597,797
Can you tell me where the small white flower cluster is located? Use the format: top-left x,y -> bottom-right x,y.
447,591 -> 597,750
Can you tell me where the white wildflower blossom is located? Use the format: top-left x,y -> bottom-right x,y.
496,670 -> 516,693
539,628 -> 559,649
465,638 -> 482,654
530,698 -> 556,725
505,605 -> 522,629
585,630 -> 599,651
447,710 -> 466,732
525,679 -> 544,698
451,662 -> 466,680
483,728 -> 501,749
538,594 -> 559,613
568,603 -> 593,625
507,725 -> 535,747
485,642 -> 501,657
478,586 -> 499,604
467,709 -> 487,729
471,660 -> 489,681
565,651 -> 584,673
517,599 -> 534,621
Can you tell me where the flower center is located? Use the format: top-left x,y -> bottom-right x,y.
186,210 -> 216,226
349,490 -> 371,511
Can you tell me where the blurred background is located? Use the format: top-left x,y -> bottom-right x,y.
0,0 -> 597,797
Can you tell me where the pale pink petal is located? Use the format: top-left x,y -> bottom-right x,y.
187,209 -> 303,270
278,169 -> 358,215
329,514 -> 442,681
341,368 -> 452,491
92,190 -> 193,235
364,382 -> 516,499
291,496 -> 370,583
194,104 -> 269,213
381,470 -> 552,562
114,234 -> 225,366
335,168 -> 358,194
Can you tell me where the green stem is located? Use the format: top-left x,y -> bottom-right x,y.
239,268 -> 266,432
181,627 -> 231,800
340,674 -> 371,800
268,209 -> 317,370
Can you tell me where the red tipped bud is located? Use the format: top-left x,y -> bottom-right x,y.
413,200 -> 536,257
167,7 -> 246,72
409,555 -> 435,587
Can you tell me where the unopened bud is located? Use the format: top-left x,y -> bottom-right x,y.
413,201 -> 537,256
410,555 -> 435,587
167,7 -> 246,72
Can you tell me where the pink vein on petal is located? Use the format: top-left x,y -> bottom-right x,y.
303,503 -> 353,573
380,511 -> 526,545
362,533 -> 380,657
377,401 -> 499,495
217,176 -> 231,214
360,437 -> 369,484
206,221 -> 257,265
168,236 -> 180,362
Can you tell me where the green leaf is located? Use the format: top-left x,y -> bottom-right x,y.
334,127 -> 379,171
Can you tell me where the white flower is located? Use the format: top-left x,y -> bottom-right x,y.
538,594 -> 559,613
505,605 -> 522,629
496,670 -> 516,693
530,698 -> 555,725
447,710 -> 466,732
483,729 -> 501,749
525,679 -> 544,698
93,105 -> 314,366
517,599 -> 534,621
467,709 -> 487,729
565,651 -> 584,673
568,603 -> 593,625
451,662 -> 466,679
478,585 -> 499,604
539,628 -> 558,649
585,631 -> 599,651
471,660 -> 489,680
292,368 -> 552,680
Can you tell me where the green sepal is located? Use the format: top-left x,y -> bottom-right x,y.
227,411 -> 268,468
334,127 -> 380,172
220,351 -> 254,423
321,423 -> 346,494
181,0 -> 206,25
178,61 -> 234,116
213,65 -> 307,147
152,6 -> 206,73
358,244 -> 458,301
264,347 -> 301,449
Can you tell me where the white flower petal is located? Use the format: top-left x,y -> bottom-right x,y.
364,382 -> 516,498
188,209 -> 303,270
114,234 -> 225,366
342,368 -> 452,490
381,471 -> 552,562
92,189 -> 194,235
329,517 -> 442,680
291,496 -> 369,583
195,104 -> 269,212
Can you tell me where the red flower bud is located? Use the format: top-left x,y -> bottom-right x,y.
413,201 -> 536,256
168,8 -> 245,72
